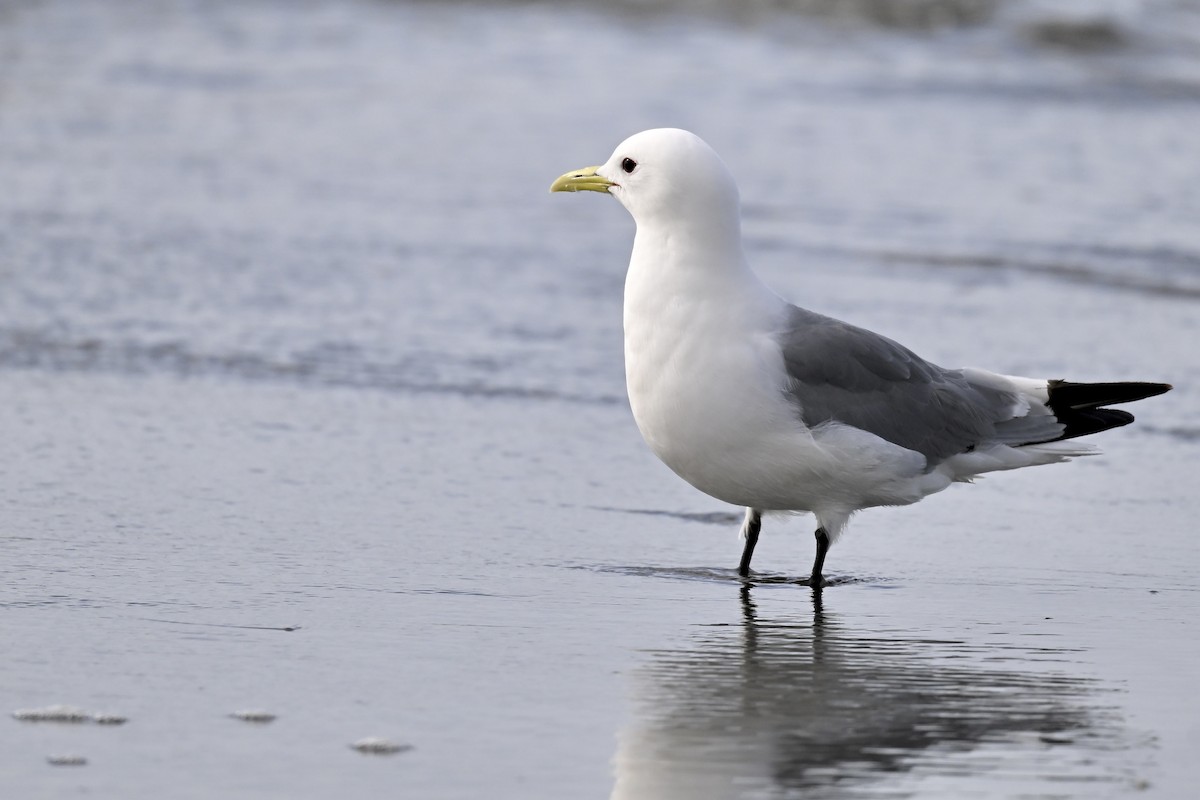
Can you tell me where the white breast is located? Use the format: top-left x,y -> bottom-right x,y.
622,238 -> 812,508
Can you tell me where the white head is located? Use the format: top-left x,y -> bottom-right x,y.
551,128 -> 741,237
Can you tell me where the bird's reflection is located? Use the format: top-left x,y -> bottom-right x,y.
611,587 -> 1133,799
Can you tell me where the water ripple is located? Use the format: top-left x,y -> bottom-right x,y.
0,327 -> 623,406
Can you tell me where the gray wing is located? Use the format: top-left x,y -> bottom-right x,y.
777,306 -> 1060,465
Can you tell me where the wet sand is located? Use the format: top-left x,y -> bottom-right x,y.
2,346 -> 1196,798
2,0 -> 1198,797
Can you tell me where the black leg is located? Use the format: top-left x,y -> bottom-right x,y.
810,527 -> 830,588
737,509 -> 762,578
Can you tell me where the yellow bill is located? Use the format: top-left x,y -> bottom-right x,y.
549,166 -> 614,194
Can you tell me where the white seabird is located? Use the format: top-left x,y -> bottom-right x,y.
551,128 -> 1171,587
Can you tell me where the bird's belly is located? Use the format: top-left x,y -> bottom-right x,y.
625,327 -> 819,509
624,327 -> 931,512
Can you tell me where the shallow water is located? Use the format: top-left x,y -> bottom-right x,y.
1,0 -> 1198,797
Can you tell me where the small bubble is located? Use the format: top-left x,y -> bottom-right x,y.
230,709 -> 276,723
47,755 -> 87,766
12,705 -> 92,723
350,737 -> 413,755
93,713 -> 128,725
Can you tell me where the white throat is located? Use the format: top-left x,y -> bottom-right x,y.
621,217 -> 790,501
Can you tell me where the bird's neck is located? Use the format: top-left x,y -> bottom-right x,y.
625,221 -> 776,314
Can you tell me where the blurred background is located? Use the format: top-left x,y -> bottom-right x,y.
1,1 -> 1197,798
2,0 -> 1198,398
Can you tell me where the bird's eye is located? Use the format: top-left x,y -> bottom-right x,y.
621,157 -> 637,174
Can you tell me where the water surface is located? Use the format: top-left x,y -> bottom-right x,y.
1,1 -> 1197,797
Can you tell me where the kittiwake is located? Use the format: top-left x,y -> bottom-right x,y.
550,128 -> 1171,587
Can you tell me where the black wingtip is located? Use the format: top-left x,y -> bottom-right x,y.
1059,407 -> 1135,439
1047,380 -> 1172,412
1042,380 -> 1169,442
